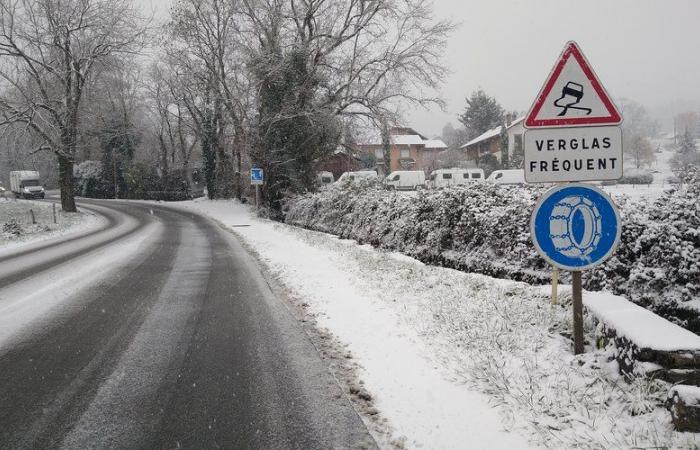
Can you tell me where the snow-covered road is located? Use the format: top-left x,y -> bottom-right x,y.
0,200 -> 375,449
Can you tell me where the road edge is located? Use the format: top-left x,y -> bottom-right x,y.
206,215 -> 395,450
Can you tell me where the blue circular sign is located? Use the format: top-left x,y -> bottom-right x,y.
531,184 -> 621,271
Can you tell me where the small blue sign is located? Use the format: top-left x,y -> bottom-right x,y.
531,184 -> 621,271
251,168 -> 264,185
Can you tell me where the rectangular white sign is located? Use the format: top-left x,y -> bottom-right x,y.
524,126 -> 622,183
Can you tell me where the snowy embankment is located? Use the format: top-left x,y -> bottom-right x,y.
0,198 -> 103,252
285,176 -> 700,333
177,199 -> 698,449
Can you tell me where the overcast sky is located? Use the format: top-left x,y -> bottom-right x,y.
139,0 -> 700,137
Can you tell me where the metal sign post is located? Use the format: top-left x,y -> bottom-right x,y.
530,183 -> 621,354
525,41 -> 624,355
250,168 -> 264,210
571,271 -> 584,354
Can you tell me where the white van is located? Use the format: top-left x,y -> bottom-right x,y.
384,170 -> 426,190
486,169 -> 526,185
336,170 -> 378,183
429,168 -> 485,188
316,171 -> 334,186
10,170 -> 45,199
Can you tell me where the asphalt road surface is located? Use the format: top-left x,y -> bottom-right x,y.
0,200 -> 376,449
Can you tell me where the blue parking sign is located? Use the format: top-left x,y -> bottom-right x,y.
251,168 -> 264,185
531,184 -> 621,271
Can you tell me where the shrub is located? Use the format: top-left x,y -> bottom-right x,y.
618,173 -> 653,185
284,177 -> 700,331
2,219 -> 23,236
74,160 -> 111,198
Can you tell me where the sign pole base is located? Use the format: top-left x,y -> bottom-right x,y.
255,185 -> 260,210
572,271 -> 584,355
551,266 -> 559,306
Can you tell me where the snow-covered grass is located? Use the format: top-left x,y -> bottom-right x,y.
176,199 -> 699,449
0,198 -> 103,250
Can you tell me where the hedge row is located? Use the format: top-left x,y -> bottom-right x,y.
284,176 -> 700,332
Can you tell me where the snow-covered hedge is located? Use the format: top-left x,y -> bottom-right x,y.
284,174 -> 700,331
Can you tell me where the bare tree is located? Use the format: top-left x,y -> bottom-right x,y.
0,0 -> 148,211
145,61 -> 199,188
238,0 -> 455,213
167,0 -> 254,199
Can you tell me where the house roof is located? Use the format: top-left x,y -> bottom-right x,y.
424,139 -> 448,150
356,126 -> 447,149
391,134 -> 425,145
390,134 -> 447,149
459,117 -> 524,149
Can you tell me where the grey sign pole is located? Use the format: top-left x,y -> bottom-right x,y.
571,271 -> 584,354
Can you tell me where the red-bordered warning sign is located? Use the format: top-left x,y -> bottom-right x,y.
525,41 -> 622,128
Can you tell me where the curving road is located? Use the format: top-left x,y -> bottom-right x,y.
0,200 -> 376,449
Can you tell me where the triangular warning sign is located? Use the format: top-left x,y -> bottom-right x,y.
525,41 -> 622,128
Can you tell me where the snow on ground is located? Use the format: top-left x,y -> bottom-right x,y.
0,198 -> 103,251
177,199 -> 699,449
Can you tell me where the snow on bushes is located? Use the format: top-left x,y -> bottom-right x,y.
284,174 -> 700,331
286,181 -> 551,284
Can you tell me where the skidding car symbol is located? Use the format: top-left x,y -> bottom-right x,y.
554,82 -> 592,116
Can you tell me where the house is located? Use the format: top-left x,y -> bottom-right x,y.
355,127 -> 448,174
459,116 -> 525,167
319,147 -> 362,180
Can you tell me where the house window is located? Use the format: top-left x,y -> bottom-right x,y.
374,148 -> 384,159
442,173 -> 452,179
400,148 -> 410,158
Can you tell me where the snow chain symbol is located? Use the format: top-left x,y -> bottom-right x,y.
549,196 -> 602,258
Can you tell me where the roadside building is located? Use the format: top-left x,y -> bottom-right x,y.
355,127 -> 448,174
460,116 -> 525,167
319,147 -> 362,180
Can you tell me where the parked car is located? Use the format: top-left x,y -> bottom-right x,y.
384,170 -> 426,190
428,168 -> 485,188
336,170 -> 378,183
10,170 -> 45,199
486,169 -> 526,185
316,171 -> 334,186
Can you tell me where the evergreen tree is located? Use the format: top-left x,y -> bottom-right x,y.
458,90 -> 504,139
253,47 -> 341,218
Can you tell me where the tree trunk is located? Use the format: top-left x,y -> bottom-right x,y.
233,125 -> 244,200
58,154 -> 76,212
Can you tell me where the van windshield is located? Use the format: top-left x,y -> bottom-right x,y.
21,180 -> 40,187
